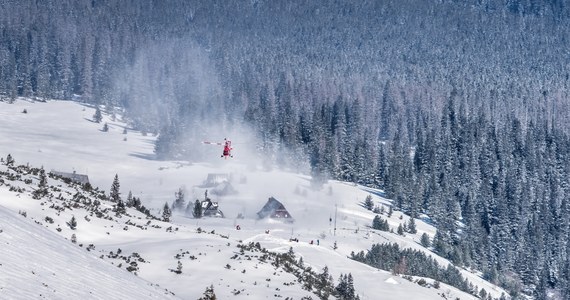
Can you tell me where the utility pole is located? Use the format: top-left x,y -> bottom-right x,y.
334,203 -> 337,236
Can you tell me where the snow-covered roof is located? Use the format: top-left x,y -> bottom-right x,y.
257,197 -> 293,220
51,170 -> 90,184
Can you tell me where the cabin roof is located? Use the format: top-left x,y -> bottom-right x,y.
257,197 -> 292,219
51,170 -> 90,184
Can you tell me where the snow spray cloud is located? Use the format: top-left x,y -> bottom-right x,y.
111,37 -> 260,165
111,37 -> 311,173
112,38 -> 223,131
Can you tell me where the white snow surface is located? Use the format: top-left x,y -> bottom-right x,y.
0,205 -> 176,299
0,99 -> 508,299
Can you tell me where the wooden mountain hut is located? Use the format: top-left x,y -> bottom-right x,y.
257,197 -> 293,222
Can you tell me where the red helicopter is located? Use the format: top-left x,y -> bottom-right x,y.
203,138 -> 233,159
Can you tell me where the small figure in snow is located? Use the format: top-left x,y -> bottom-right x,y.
317,239 -> 320,246
310,240 -> 314,245
265,230 -> 270,234
236,225 -> 241,230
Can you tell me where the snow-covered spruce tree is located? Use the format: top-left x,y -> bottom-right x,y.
432,230 -> 447,256
420,233 -> 431,248
172,187 -> 186,212
33,167 -> 48,199
372,215 -> 389,231
154,125 -> 177,160
5,153 -> 14,166
162,202 -> 172,222
109,174 -> 120,203
109,174 -> 126,215
126,191 -> 134,207
192,199 -> 202,218
316,266 -> 334,299
79,177 -> 92,190
115,198 -> 126,216
67,216 -> 77,230
397,223 -> 405,236
174,260 -> 182,274
93,106 -> 102,123
38,167 -> 47,188
198,285 -> 216,300
364,194 -> 374,211
335,273 -> 359,300
407,217 -> 417,234
335,274 -> 348,299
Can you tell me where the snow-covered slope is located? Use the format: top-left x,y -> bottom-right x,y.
0,205 -> 176,299
0,99 -> 508,299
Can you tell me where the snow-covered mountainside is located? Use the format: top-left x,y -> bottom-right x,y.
0,99 -> 508,299
0,205 -> 177,299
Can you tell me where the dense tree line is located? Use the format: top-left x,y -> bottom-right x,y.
388,103 -> 570,299
2,1 -> 570,143
351,243 -> 477,297
3,1 -> 570,297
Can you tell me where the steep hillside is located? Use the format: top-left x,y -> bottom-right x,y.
0,204 -> 176,299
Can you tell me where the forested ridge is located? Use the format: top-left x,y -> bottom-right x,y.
2,1 -> 570,298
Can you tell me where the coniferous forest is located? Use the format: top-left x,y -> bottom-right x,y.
2,1 -> 570,298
